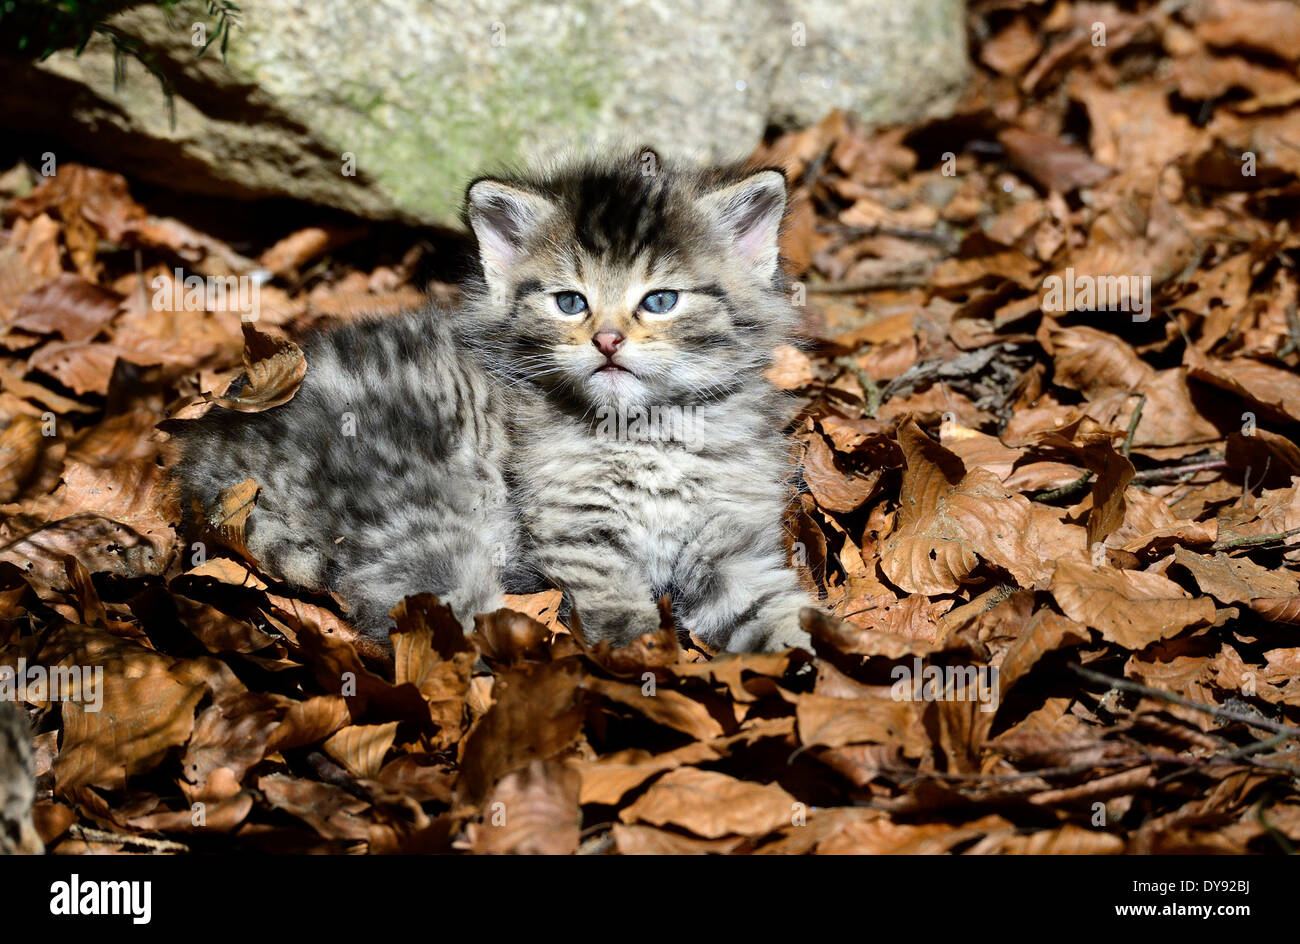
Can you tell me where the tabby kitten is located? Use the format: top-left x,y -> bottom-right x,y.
0,702 -> 41,855
174,152 -> 816,652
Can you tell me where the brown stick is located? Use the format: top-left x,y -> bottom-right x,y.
65,824 -> 190,854
1069,664 -> 1300,740
1031,471 -> 1094,502
807,260 -> 934,294
1278,301 -> 1300,357
1132,458 -> 1228,483
1212,525 -> 1300,551
1122,392 -> 1146,458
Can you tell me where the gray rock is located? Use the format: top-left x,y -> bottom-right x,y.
1,0 -> 968,225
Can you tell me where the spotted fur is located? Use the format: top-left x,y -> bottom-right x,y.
174,152 -> 817,651
0,702 -> 41,854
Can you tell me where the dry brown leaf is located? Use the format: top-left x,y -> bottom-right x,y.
796,691 -> 929,756
180,557 -> 268,591
1187,347 -> 1300,423
1173,547 -> 1300,609
40,626 -> 209,790
998,128 -> 1113,192
260,225 -> 367,278
611,823 -> 747,854
817,818 -> 995,854
1049,559 -> 1216,648
66,408 -> 163,467
212,477 -> 259,562
619,768 -> 796,839
1040,321 -> 1154,396
571,742 -> 721,806
997,609 -> 1090,697
802,432 -> 881,513
266,695 -> 351,753
1,458 -> 178,585
182,691 -> 281,802
970,824 -> 1125,854
468,759 -> 581,854
1195,0 -> 1300,60
880,418 -> 1049,594
583,675 -> 724,741
979,15 -> 1042,76
391,594 -> 476,747
456,659 -> 589,803
323,722 -> 400,780
1227,429 -> 1300,487
209,325 -> 307,412
11,274 -> 121,343
0,413 -> 42,502
258,773 -> 372,841
473,608 -> 552,665
27,341 -> 156,396
766,343 -> 816,390
495,589 -> 564,632
0,214 -> 63,323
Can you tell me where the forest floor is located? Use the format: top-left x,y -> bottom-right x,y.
1,0 -> 1299,853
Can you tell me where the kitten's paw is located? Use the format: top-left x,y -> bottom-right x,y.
759,620 -> 813,654
567,602 -> 662,649
611,610 -> 665,648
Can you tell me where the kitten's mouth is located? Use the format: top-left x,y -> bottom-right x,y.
595,362 -> 632,375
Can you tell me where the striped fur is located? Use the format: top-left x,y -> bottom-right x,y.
174,152 -> 817,651
0,702 -> 41,854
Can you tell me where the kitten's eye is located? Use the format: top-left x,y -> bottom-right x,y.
640,290 -> 679,317
553,291 -> 588,318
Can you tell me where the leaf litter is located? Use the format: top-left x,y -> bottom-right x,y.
2,0 -> 1300,854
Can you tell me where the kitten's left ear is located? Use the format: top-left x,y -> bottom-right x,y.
465,178 -> 556,290
695,169 -> 787,279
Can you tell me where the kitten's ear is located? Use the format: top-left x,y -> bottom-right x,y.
465,178 -> 555,288
695,169 -> 787,278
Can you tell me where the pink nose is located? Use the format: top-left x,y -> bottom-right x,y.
593,331 -> 625,357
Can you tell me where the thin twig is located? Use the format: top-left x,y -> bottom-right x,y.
816,222 -> 959,252
807,261 -> 933,295
882,756 -> 1149,786
1212,525 -> 1300,551
1257,804 -> 1297,855
1122,392 -> 1146,458
1242,456 -> 1271,502
577,831 -> 615,855
1278,301 -> 1300,357
1031,471 -> 1094,502
1131,458 -> 1228,483
1034,455 -> 1235,502
1220,732 -> 1292,760
1069,665 -> 1300,740
808,274 -> 932,294
833,355 -> 883,417
66,824 -> 189,854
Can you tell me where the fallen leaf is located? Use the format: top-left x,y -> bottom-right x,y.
619,768 -> 796,839
468,759 -> 581,854
1049,559 -> 1216,648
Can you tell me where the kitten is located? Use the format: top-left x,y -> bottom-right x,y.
0,702 -> 41,855
174,151 -> 817,652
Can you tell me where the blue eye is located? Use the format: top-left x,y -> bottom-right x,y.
555,291 -> 588,316
641,290 -> 678,315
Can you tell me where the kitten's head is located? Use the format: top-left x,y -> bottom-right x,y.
462,150 -> 797,412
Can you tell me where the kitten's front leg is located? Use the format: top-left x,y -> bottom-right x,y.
536,547 -> 660,647
676,548 -> 816,653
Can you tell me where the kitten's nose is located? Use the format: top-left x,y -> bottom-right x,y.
592,330 -> 625,357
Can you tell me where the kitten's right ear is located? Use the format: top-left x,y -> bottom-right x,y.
465,179 -> 555,290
